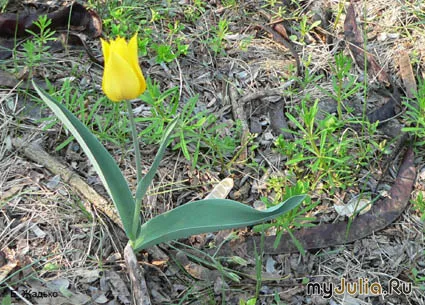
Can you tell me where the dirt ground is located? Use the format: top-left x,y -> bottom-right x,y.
1,0 -> 425,304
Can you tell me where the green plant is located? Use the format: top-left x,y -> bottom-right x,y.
150,7 -> 163,23
238,35 -> 253,51
25,15 -> 56,49
0,293 -> 11,305
149,21 -> 188,63
262,0 -> 278,8
254,180 -> 317,253
207,19 -> 230,55
101,2 -> 190,63
137,79 -> 242,168
152,42 -> 188,64
412,192 -> 425,222
296,56 -> 323,89
103,5 -> 145,37
272,292 -> 286,305
322,52 -> 362,120
152,44 -> 175,63
23,15 -> 56,74
0,0 -> 8,12
37,79 -> 128,149
183,0 -> 206,22
278,97 -> 352,188
275,93 -> 379,191
403,77 -> 425,146
33,80 -> 305,252
167,242 -> 247,304
410,267 -> 425,289
239,297 -> 257,305
333,0 -> 345,31
222,0 -> 237,7
254,233 -> 265,299
289,14 -> 321,45
300,15 -> 321,44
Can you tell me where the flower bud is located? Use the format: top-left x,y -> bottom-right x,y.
101,33 -> 146,102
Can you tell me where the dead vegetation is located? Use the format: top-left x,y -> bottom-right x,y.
1,0 -> 425,304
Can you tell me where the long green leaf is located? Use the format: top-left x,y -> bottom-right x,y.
134,117 -> 178,205
32,81 -> 137,240
133,116 -> 178,236
132,195 -> 306,251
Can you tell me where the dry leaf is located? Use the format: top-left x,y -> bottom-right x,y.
205,177 -> 234,199
344,1 -> 390,85
334,194 -> 372,217
398,50 -> 417,99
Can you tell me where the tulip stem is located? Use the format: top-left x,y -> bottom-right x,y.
126,100 -> 142,183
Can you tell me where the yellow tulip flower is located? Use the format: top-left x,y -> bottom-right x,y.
100,34 -> 146,102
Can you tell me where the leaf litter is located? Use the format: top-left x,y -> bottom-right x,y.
1,0 -> 425,304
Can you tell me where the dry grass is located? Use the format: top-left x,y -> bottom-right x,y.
1,0 -> 425,304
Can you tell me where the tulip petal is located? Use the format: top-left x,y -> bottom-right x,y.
128,34 -> 146,93
100,38 -> 110,64
101,34 -> 147,101
110,36 -> 128,60
102,51 -> 143,102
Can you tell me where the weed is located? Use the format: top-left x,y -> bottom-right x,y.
410,267 -> 425,290
237,232 -> 265,304
239,297 -> 257,305
0,293 -> 11,305
272,292 -> 286,305
37,79 -> 128,150
152,40 -> 188,64
262,0 -> 278,8
25,15 -> 56,45
276,97 -> 351,189
238,35 -> 253,52
104,7 -> 189,64
289,14 -> 321,45
136,79 -> 242,168
167,241 -> 242,303
22,15 -> 56,75
412,192 -> 425,222
207,19 -> 230,55
275,51 -> 378,193
321,52 -> 362,120
403,78 -> 425,146
152,44 -> 175,63
254,180 -> 316,252
333,0 -> 345,31
0,0 -> 8,12
151,20 -> 189,63
102,5 -> 145,37
183,0 -> 206,23
276,97 -> 379,191
222,0 -> 237,8
296,57 -> 323,89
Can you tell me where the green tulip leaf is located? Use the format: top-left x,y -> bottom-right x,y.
132,195 -> 306,251
134,117 -> 178,207
133,116 -> 179,235
32,80 -> 138,240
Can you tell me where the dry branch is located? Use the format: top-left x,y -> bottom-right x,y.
12,137 -> 122,228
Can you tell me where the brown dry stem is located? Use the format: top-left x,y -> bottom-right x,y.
124,243 -> 152,305
11,137 -> 122,229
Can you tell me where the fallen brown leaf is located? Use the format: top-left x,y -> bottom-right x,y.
344,1 -> 390,85
0,3 -> 102,60
0,3 -> 101,38
398,50 -> 417,99
213,145 -> 415,255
